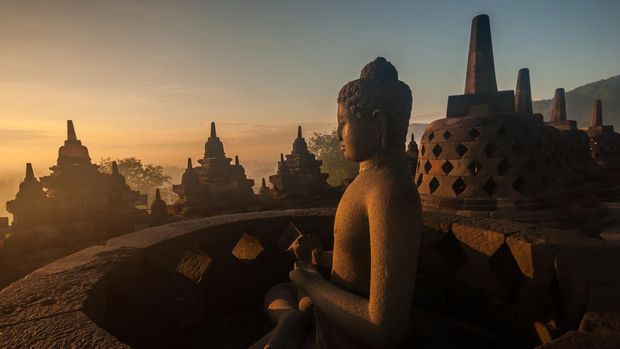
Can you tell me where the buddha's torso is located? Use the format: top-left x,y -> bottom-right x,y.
332,170 -> 372,297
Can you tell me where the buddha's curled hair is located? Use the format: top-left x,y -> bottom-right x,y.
337,57 -> 413,148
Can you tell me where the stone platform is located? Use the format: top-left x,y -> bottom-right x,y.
1,209 -> 619,348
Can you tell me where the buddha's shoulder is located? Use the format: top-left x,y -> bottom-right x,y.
366,170 -> 417,198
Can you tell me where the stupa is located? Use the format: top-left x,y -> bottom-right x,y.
546,91 -> 620,202
540,89 -> 609,230
268,126 -> 331,200
40,121 -> 139,217
6,121 -> 146,237
149,188 -> 170,224
172,122 -> 256,216
258,178 -> 273,201
406,133 -> 419,175
107,161 -> 141,208
415,15 -> 591,230
6,163 -> 51,228
586,100 -> 620,185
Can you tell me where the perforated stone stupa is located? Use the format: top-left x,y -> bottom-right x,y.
172,122 -> 256,216
414,15 -> 592,229
546,90 -> 620,202
586,100 -> 620,185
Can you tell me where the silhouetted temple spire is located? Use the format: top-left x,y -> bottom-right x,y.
280,153 -> 284,162
261,178 -> 267,188
7,162 -> 49,227
551,88 -> 567,122
591,100 -> 603,127
67,120 -> 77,141
292,126 -> 309,154
210,122 -> 217,138
465,14 -> 497,94
203,121 -> 225,159
56,120 -> 91,166
112,161 -> 119,175
173,122 -> 256,215
25,163 -> 35,180
515,69 -> 533,114
150,188 -> 169,221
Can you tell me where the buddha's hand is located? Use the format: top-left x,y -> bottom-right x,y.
290,261 -> 324,295
292,234 -> 322,264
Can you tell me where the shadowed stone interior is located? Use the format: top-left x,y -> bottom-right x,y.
1,208 -> 619,348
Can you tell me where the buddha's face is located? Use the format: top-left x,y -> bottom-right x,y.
337,103 -> 381,161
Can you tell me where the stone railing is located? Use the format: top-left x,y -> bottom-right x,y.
1,208 -> 618,348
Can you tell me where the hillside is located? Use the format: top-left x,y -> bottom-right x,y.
533,75 -> 620,128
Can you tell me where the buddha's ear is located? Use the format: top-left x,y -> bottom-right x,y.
372,109 -> 388,149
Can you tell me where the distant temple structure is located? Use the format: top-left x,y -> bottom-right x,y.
149,188 -> 171,225
406,133 -> 419,175
546,91 -> 620,202
6,164 -> 50,228
268,126 -> 332,201
585,100 -> 620,184
414,15 -> 603,234
259,178 -> 274,201
6,120 -> 145,232
172,122 -> 256,216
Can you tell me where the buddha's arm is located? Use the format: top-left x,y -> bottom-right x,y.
291,187 -> 421,347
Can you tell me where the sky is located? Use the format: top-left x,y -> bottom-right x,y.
1,0 -> 619,216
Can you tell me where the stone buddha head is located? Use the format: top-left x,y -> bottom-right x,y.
336,57 -> 412,162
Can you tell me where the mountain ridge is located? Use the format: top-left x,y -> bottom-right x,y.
533,74 -> 620,128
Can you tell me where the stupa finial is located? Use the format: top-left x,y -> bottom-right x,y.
210,122 -> 217,138
551,88 -> 567,122
515,68 -> 533,113
25,163 -> 35,180
187,157 -> 193,169
591,99 -> 603,127
465,14 -> 497,94
297,126 -> 302,139
67,120 -> 77,141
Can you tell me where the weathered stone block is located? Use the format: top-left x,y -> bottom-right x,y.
536,330 -> 620,349
232,232 -> 264,262
176,246 -> 212,284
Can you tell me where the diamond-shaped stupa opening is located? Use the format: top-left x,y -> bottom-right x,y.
456,144 -> 468,158
452,177 -> 466,195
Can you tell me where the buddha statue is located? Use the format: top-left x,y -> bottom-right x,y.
252,57 -> 421,348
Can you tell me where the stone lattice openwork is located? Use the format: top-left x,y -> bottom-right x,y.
586,100 -> 620,185
545,89 -> 620,216
414,15 -> 596,232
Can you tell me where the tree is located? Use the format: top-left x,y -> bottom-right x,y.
98,157 -> 175,204
308,129 -> 359,186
